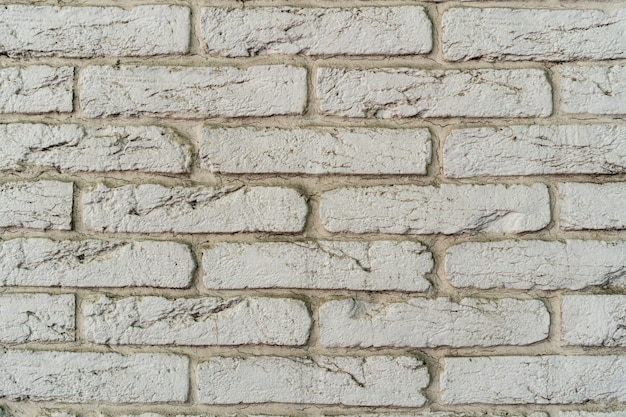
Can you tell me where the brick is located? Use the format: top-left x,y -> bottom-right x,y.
0,181 -> 72,230
320,184 -> 550,234
201,6 -> 432,57
562,295 -> 626,347
441,356 -> 626,404
197,355 -> 429,406
80,65 -> 307,118
446,240 -> 626,290
82,184 -> 307,234
0,5 -> 189,57
559,64 -> 626,115
0,66 -> 73,113
559,182 -> 626,230
0,124 -> 191,173
0,350 -> 188,403
201,127 -> 432,175
444,125 -> 626,178
317,68 -> 552,118
0,294 -> 74,343
0,238 -> 194,288
319,298 -> 549,348
562,412 -> 626,417
202,241 -> 433,291
84,295 -> 311,346
443,8 -> 626,62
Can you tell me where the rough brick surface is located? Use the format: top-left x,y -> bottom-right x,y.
443,8 -> 626,62
444,125 -> 626,177
201,6 -> 432,57
0,5 -> 190,57
562,295 -> 626,347
446,240 -> 626,290
0,294 -> 75,343
0,181 -> 72,230
441,356 -> 626,404
559,182 -> 626,230
201,127 -> 432,175
202,241 -> 433,291
0,124 -> 191,173
321,184 -> 550,234
0,66 -> 73,113
319,298 -> 549,348
84,296 -> 311,346
559,64 -> 626,115
317,68 -> 552,118
0,238 -> 194,288
197,356 -> 429,406
79,65 -> 307,118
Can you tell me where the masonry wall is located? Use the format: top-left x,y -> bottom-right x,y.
0,1 -> 625,417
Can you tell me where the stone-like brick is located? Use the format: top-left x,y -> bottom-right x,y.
317,68 -> 552,118
197,355 -> 429,406
201,127 -> 432,175
441,356 -> 626,404
0,5 -> 190,57
559,182 -> 626,230
79,65 -> 307,118
0,181 -> 72,230
0,66 -> 73,113
562,295 -> 626,347
201,6 -> 432,56
84,296 -> 311,346
559,64 -> 626,115
0,238 -> 194,288
0,124 -> 191,173
0,294 -> 74,343
320,184 -> 550,234
443,8 -> 626,61
444,125 -> 626,178
202,241 -> 433,291
319,298 -> 549,348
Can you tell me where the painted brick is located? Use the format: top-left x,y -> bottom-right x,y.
0,66 -> 73,114
559,182 -> 626,230
559,64 -> 626,115
0,181 -> 72,230
562,295 -> 626,346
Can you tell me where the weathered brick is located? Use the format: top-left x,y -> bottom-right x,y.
0,5 -> 189,57
201,6 -> 432,56
317,68 -> 552,118
320,184 -> 550,234
0,66 -> 73,113
84,296 -> 311,346
202,241 -> 433,291
441,356 -> 626,404
0,181 -> 72,230
444,125 -> 626,178
559,182 -> 626,230
197,355 -> 429,406
0,294 -> 74,343
0,124 -> 191,173
443,8 -> 626,61
80,65 -> 307,118
201,127 -> 432,175
0,238 -> 194,288
319,298 -> 549,348
562,295 -> 626,347
559,64 -> 626,115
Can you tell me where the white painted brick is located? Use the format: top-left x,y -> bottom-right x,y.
84,295 -> 311,346
443,8 -> 626,62
446,240 -> 626,290
441,356 -> 626,404
0,294 -> 74,343
0,181 -> 72,230
0,238 -> 194,288
317,68 -> 552,118
201,6 -> 432,57
0,66 -> 73,114
0,124 -> 191,173
197,355 -> 429,406
321,184 -> 550,234
562,412 -> 626,417
0,5 -> 189,57
202,241 -> 433,291
0,350 -> 188,403
444,125 -> 626,178
200,127 -> 432,175
319,298 -> 549,348
559,182 -> 626,230
562,295 -> 626,347
82,184 -> 307,234
80,65 -> 307,118
559,64 -> 626,115
327,413 -> 549,417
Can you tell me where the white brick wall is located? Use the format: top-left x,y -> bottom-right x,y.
1,1 -> 624,416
